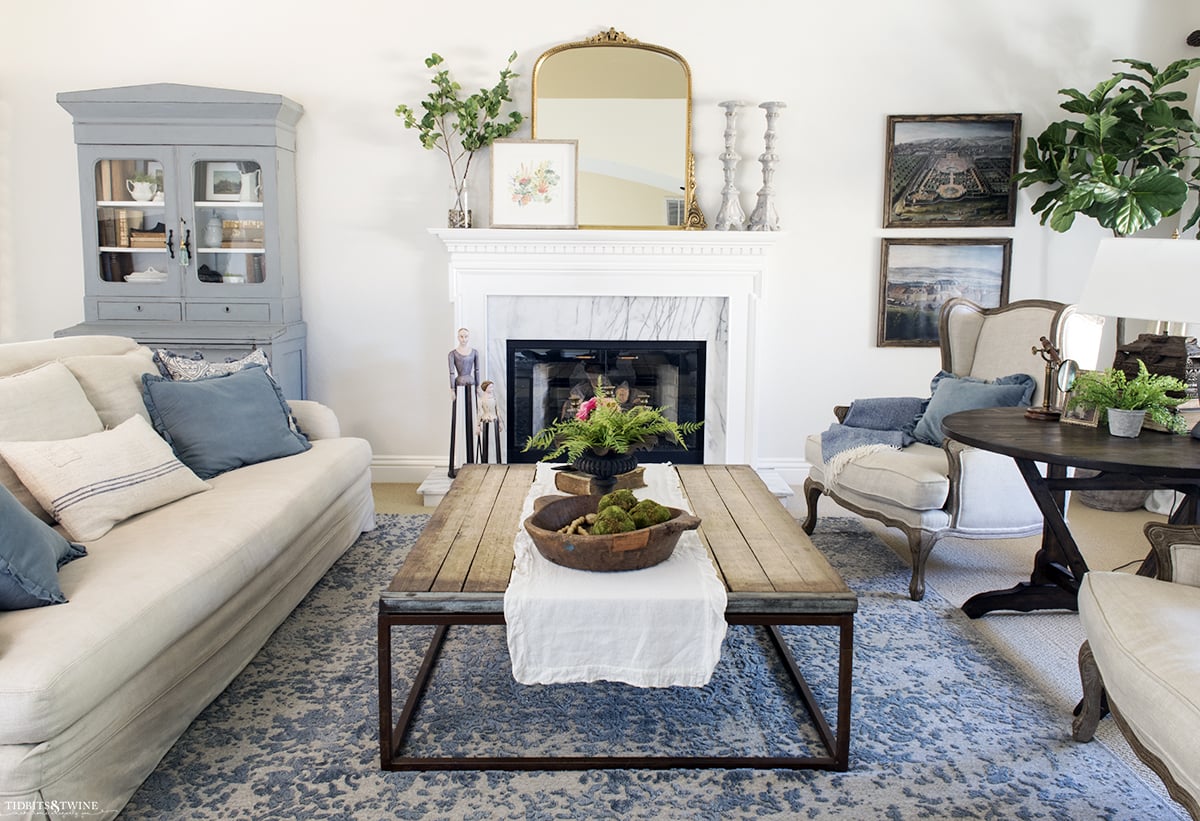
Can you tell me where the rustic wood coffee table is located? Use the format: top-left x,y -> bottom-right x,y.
377,463 -> 857,771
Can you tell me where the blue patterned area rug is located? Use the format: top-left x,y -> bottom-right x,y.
120,515 -> 1184,820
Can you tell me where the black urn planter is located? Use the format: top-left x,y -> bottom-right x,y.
571,450 -> 640,494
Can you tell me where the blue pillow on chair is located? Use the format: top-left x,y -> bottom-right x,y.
911,371 -> 1035,445
0,483 -> 86,611
142,365 -> 310,480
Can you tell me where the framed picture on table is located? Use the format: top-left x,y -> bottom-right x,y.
1059,386 -> 1101,428
883,113 -> 1021,228
489,139 -> 578,228
877,238 -> 1012,347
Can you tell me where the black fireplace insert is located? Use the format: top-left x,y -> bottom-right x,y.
507,340 -> 705,464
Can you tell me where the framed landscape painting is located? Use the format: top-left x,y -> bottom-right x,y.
489,139 -> 579,228
883,114 -> 1021,228
204,162 -> 243,201
877,238 -> 1012,347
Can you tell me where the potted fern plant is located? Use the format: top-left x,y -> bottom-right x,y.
395,51 -> 524,228
523,378 -> 703,487
1067,359 -> 1189,436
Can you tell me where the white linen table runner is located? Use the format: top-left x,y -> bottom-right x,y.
503,463 -> 728,687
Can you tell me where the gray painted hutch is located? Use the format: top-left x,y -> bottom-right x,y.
55,83 -> 307,398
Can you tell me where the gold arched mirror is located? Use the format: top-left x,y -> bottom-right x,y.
532,29 -> 704,229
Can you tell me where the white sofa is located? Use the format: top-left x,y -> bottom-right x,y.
0,335 -> 375,819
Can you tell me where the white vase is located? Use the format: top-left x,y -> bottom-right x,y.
1106,408 -> 1146,438
203,217 -> 223,247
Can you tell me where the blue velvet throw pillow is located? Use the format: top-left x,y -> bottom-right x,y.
141,365 -> 310,480
0,483 -> 86,611
911,371 -> 1036,446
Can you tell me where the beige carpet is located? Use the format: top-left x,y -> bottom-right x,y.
371,482 -> 427,516
370,481 -> 1179,809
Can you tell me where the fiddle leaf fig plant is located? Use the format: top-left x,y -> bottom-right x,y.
394,51 -> 524,218
1013,57 -> 1200,236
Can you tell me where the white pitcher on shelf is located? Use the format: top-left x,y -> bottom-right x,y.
239,169 -> 262,202
126,179 -> 157,202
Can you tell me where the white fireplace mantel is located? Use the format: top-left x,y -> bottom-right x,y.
432,228 -> 781,464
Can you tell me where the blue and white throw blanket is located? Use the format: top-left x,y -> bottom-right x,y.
820,396 -> 923,487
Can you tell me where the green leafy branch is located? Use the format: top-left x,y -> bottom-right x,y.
394,52 -> 524,196
1013,57 -> 1200,236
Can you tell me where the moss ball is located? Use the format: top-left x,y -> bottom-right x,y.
630,499 -> 672,529
592,505 -> 636,534
597,489 -> 638,512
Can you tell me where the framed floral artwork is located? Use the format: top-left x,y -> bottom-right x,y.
883,113 -> 1021,228
489,139 -> 578,228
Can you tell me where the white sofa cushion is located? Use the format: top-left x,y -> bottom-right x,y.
0,362 -> 104,522
805,433 -> 949,511
60,347 -> 157,428
0,415 -> 210,541
1079,571 -> 1200,807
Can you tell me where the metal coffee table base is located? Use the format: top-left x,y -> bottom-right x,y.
377,609 -> 854,772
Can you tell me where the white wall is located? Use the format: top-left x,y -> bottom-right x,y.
0,1 -> 1192,481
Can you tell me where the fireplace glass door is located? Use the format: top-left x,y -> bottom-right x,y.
508,340 -> 705,464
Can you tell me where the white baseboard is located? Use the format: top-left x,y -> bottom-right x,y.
753,457 -> 812,488
369,456 -> 444,484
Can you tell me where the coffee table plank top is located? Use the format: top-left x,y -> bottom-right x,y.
677,465 -> 851,597
674,465 -> 774,592
390,464 -> 530,595
391,466 -> 488,592
464,464 -> 535,592
385,464 -> 855,614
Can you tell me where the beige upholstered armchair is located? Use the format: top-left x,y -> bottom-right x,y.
802,298 -> 1089,601
1073,522 -> 1200,820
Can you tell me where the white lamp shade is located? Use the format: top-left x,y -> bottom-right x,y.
1081,237 -> 1200,325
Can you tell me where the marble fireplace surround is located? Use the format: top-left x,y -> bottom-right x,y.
432,229 -> 779,464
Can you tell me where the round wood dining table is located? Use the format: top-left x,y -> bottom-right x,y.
941,406 -> 1200,617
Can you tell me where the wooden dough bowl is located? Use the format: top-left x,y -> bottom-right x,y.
523,494 -> 701,572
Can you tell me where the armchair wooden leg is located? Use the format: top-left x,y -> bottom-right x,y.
904,529 -> 936,602
801,478 -> 823,535
1072,640 -> 1109,742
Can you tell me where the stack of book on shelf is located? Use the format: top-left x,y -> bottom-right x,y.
129,227 -> 166,249
100,253 -> 134,282
222,219 -> 264,248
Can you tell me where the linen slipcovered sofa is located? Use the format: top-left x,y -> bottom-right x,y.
0,335 -> 375,819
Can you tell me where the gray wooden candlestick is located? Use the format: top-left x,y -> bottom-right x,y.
747,101 -> 786,231
715,100 -> 748,230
